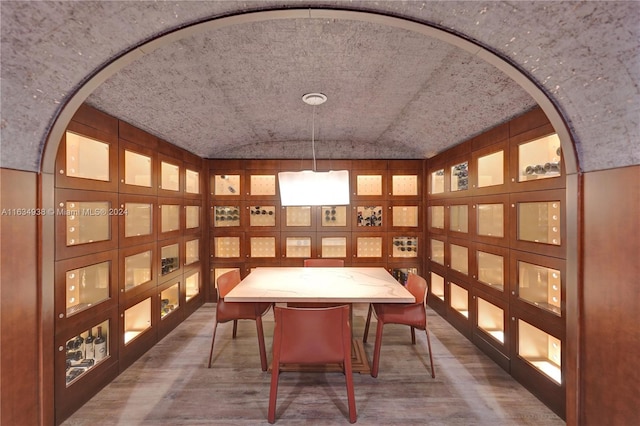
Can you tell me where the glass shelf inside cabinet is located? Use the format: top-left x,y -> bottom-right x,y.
124,150 -> 151,187
450,244 -> 469,275
518,133 -> 561,182
160,204 -> 180,233
430,239 -> 445,266
431,169 -> 444,194
392,236 -> 418,258
185,205 -> 200,229
477,298 -> 504,343
65,319 -> 109,386
160,162 -> 180,191
286,206 -> 311,227
321,236 -> 347,258
65,131 -> 110,181
356,236 -> 382,258
249,205 -> 276,227
124,202 -> 152,237
518,261 -> 561,315
124,298 -> 151,345
250,175 -> 276,196
430,205 -> 444,229
322,206 -> 347,227
477,150 -> 504,187
449,205 -> 468,233
214,237 -> 240,258
391,175 -> 418,196
124,250 -> 152,291
356,175 -> 382,196
160,283 -> 179,318
185,169 -> 200,194
450,282 -> 469,318
391,267 -> 417,286
250,237 -> 276,258
450,162 -> 469,192
66,261 -> 110,316
65,201 -> 110,246
285,236 -> 311,258
356,206 -> 383,227
477,251 -> 504,291
214,206 -> 240,227
160,244 -> 179,276
392,206 -> 418,227
213,174 -> 240,196
518,201 -> 561,245
430,272 -> 445,301
185,271 -> 200,301
477,203 -> 504,238
518,319 -> 562,384
185,239 -> 199,266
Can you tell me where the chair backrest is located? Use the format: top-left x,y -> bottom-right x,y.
303,258 -> 345,267
217,269 -> 241,299
406,273 -> 427,305
272,305 -> 351,365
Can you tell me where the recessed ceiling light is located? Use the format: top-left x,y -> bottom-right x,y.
302,93 -> 327,106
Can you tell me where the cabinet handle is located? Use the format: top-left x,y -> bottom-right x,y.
58,313 -> 64,319
58,346 -> 64,352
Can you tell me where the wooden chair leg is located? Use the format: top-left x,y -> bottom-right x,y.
363,304 -> 373,343
344,352 -> 357,423
425,328 -> 435,378
207,321 -> 219,368
256,316 -> 268,372
371,320 -> 385,378
411,326 -> 416,344
268,363 -> 280,422
232,319 -> 238,338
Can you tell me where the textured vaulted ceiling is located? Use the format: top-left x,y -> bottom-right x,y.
1,1 -> 638,173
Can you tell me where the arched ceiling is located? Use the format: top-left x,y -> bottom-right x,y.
1,1 -> 638,173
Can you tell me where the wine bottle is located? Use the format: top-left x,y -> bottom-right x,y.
94,326 -> 107,361
85,329 -> 95,360
66,351 -> 83,362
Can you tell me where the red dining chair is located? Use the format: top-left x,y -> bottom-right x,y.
268,305 -> 356,423
208,269 -> 272,371
303,258 -> 345,267
287,259 -> 346,309
363,272 -> 435,379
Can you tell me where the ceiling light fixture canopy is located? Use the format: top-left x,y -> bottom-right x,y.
278,93 -> 350,207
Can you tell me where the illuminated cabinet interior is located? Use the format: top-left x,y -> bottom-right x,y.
53,105 -> 205,424
425,108 -> 567,418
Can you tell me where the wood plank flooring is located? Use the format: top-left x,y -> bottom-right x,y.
62,303 -> 564,425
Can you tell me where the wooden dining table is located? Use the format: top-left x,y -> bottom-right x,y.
224,266 -> 415,373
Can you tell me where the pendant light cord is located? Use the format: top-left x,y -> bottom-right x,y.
312,104 -> 317,172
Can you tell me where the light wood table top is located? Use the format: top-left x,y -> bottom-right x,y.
224,267 -> 414,303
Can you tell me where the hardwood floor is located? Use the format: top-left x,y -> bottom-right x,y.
62,303 -> 564,425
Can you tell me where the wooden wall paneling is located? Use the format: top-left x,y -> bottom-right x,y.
581,165 -> 640,425
0,169 -> 40,426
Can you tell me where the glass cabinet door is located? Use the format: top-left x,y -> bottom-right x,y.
391,236 -> 418,258
356,236 -> 383,258
185,270 -> 200,301
477,203 -> 504,238
450,161 -> 469,192
391,175 -> 418,196
430,271 -> 445,301
250,236 -> 277,258
65,261 -> 110,316
214,205 -> 240,227
124,150 -> 152,187
450,282 -> 469,318
160,161 -> 180,191
185,239 -> 200,266
65,201 -> 111,246
249,205 -> 276,227
65,131 -> 110,182
124,202 -> 152,238
391,205 -> 419,228
321,236 -> 347,258
518,201 -> 561,245
518,133 -> 561,182
285,206 -> 312,227
249,174 -> 276,197
124,298 -> 151,345
517,260 -> 562,315
213,236 -> 241,258
449,204 -> 468,233
476,297 -> 505,343
476,250 -> 504,292
450,243 -> 469,275
430,169 -> 445,195
477,150 -> 504,188
185,205 -> 200,229
321,206 -> 348,227
160,283 -> 180,318
64,319 -> 110,386
160,204 -> 180,233
429,205 -> 445,230
285,236 -> 311,258
430,239 -> 445,266
517,319 -> 562,384
356,205 -> 383,228
185,169 -> 200,194
124,250 -> 152,292
213,174 -> 240,196
160,244 -> 180,276
356,174 -> 383,196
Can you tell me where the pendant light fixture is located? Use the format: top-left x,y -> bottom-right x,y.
278,93 -> 350,206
